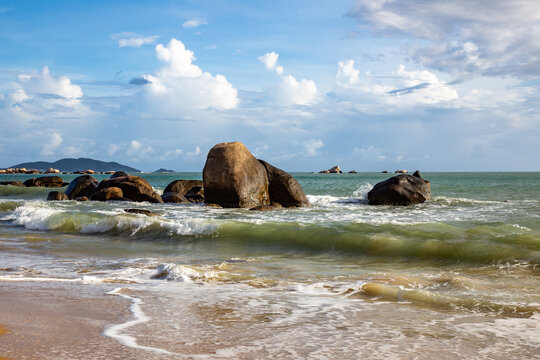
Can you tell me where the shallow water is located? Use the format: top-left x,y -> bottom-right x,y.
0,172 -> 539,358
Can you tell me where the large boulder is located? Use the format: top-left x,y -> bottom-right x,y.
97,175 -> 163,203
203,142 -> 270,208
161,192 -> 190,203
47,191 -> 69,201
23,176 -> 64,188
64,175 -> 99,199
184,186 -> 204,203
367,171 -> 431,206
258,160 -> 309,207
90,187 -> 124,201
163,180 -> 203,196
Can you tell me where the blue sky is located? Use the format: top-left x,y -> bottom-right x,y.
1,0 -> 539,171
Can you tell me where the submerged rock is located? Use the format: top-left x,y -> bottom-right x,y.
98,175 -> 163,203
23,176 -> 64,188
161,192 -> 190,203
64,175 -> 99,199
47,191 -> 69,201
203,142 -> 270,208
0,181 -> 25,187
258,160 -> 309,207
368,171 -> 431,206
124,208 -> 160,217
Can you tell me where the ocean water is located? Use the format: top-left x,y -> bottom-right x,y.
0,172 -> 539,359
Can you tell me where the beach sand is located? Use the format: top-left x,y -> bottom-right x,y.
0,281 -> 166,360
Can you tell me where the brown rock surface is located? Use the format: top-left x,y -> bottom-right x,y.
161,192 -> 190,203
98,176 -> 163,203
64,175 -> 99,199
203,142 -> 270,208
368,172 -> 431,206
46,191 -> 69,201
90,187 -> 124,201
163,180 -> 203,196
23,176 -> 64,188
258,160 -> 309,207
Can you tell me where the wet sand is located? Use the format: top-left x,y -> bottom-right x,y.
0,281 -> 166,360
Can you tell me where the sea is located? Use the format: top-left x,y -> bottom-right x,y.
0,172 -> 539,359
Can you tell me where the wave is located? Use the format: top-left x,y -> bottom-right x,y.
0,185 -> 62,200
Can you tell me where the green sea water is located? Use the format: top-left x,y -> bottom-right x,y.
0,172 -> 539,358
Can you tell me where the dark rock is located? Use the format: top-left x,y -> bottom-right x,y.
203,142 -> 270,208
328,166 -> 342,174
154,168 -> 175,173
0,181 -> 25,187
98,175 -> 163,203
90,187 -> 124,201
249,204 -> 283,211
348,170 -> 358,174
161,192 -> 190,203
110,171 -> 129,179
75,196 -> 89,201
163,180 -> 203,196
184,186 -> 204,203
64,175 -> 99,199
23,176 -> 64,188
382,170 -> 389,173
367,173 -> 431,206
61,182 -> 70,187
258,160 -> 309,207
47,191 -> 69,201
124,208 -> 160,217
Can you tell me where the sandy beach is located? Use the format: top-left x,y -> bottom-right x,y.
0,281 -> 159,360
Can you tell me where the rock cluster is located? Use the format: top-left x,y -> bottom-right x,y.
319,165 -> 342,174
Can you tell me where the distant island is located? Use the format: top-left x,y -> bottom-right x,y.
8,158 -> 140,172
154,168 -> 175,173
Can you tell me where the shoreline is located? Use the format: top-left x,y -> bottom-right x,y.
0,280 -> 167,360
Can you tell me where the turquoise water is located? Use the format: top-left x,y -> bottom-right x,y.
0,172 -> 539,358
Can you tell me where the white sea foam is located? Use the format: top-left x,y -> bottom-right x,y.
104,287 -> 174,355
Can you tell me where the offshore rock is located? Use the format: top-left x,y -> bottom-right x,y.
64,175 -> 99,199
0,181 -> 26,187
110,171 -> 129,179
124,209 -> 160,217
161,192 -> 190,203
47,191 -> 69,201
368,172 -> 431,206
258,160 -> 309,207
23,176 -> 64,188
90,187 -> 124,201
203,142 -> 270,208
98,175 -> 163,203
163,180 -> 203,197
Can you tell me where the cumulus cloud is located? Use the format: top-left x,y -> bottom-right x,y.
112,32 -> 159,48
348,0 -> 540,77
138,38 -> 239,113
183,18 -> 208,28
258,52 -> 284,75
17,67 -> 82,99
304,138 -> 324,156
259,51 -> 318,106
41,132 -> 63,156
186,146 -> 201,156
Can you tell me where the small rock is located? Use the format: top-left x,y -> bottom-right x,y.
124,209 -> 160,217
47,191 -> 69,201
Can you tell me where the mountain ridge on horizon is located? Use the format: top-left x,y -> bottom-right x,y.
7,158 -> 140,172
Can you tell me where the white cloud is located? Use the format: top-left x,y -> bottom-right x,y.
186,146 -> 201,156
139,38 -> 239,113
158,148 -> 183,161
112,32 -> 159,48
259,51 -> 317,105
258,52 -> 283,75
17,67 -> 82,99
127,140 -> 141,155
108,144 -> 119,157
183,18 -> 208,29
333,61 -> 458,109
41,132 -> 63,156
349,0 -> 540,77
304,138 -> 324,156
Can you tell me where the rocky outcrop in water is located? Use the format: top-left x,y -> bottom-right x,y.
47,191 -> 69,201
124,208 -> 160,216
319,166 -> 342,174
98,175 -> 163,203
367,171 -> 431,206
23,176 -> 64,188
0,181 -> 25,187
161,192 -> 190,203
203,142 -> 308,209
64,175 -> 99,199
110,171 -> 129,179
258,160 -> 309,207
203,142 -> 270,208
164,180 -> 203,196
90,187 -> 124,201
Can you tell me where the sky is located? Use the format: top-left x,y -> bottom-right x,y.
0,0 -> 539,171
